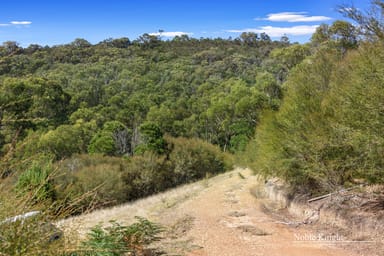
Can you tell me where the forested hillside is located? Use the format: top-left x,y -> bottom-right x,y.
0,34 -> 286,157
0,31 -> 297,255
1,1 -> 384,254
1,30 -> 305,215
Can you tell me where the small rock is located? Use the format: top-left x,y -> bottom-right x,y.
237,225 -> 270,236
228,211 -> 246,217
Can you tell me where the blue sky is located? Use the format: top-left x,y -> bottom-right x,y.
0,0 -> 372,46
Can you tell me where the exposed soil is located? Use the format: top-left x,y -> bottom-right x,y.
59,169 -> 381,256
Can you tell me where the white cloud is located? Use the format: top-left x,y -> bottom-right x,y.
338,7 -> 358,12
149,31 -> 193,37
10,21 -> 32,25
226,25 -> 319,37
258,12 -> 331,22
0,23 -> 10,27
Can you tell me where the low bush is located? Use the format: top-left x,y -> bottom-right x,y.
55,155 -> 126,213
166,136 -> 232,185
0,214 -> 64,256
122,153 -> 172,200
55,136 -> 232,211
0,188 -> 66,256
15,161 -> 56,204
76,217 -> 163,256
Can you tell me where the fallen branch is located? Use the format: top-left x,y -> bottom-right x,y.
308,185 -> 365,203
308,192 -> 333,203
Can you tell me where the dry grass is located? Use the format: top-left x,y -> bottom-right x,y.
57,175 -> 212,238
58,170 -> 243,241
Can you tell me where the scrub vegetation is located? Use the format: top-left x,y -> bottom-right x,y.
1,1 -> 384,254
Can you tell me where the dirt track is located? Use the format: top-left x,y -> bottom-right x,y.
60,169 -> 365,255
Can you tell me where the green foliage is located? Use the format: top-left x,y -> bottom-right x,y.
38,126 -> 83,159
54,155 -> 127,213
0,77 -> 70,135
122,153 -> 171,200
166,136 -> 231,184
247,40 -> 384,194
339,0 -> 384,41
78,217 -> 163,256
329,20 -> 358,50
310,24 -> 331,47
81,224 -> 124,256
88,121 -> 131,156
36,121 -> 97,160
0,214 -> 63,256
0,177 -> 67,256
54,135 -> 232,210
134,122 -> 166,155
326,42 -> 384,183
122,136 -> 232,200
202,78 -> 270,151
15,160 -> 55,203
0,34 -> 286,157
269,44 -> 311,82
311,20 -> 358,52
88,135 -> 115,156
248,48 -> 342,192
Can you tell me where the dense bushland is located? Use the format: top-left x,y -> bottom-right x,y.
0,34 -> 287,161
2,1 -> 384,254
244,1 -> 384,194
0,33 -> 291,214
0,31 -> 294,220
55,136 -> 231,212
0,136 -> 230,255
1,33 -> 287,255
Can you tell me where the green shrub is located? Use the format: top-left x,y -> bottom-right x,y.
88,133 -> 115,156
88,121 -> 131,156
12,121 -> 96,163
15,160 -> 56,203
77,217 -> 163,256
122,137 -> 232,200
38,125 -> 84,159
247,43 -> 384,194
122,153 -> 172,200
55,155 -> 127,213
247,49 -> 341,193
0,189 -> 66,256
166,136 -> 231,185
56,136 -> 232,212
134,122 -> 166,155
0,214 -> 64,256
